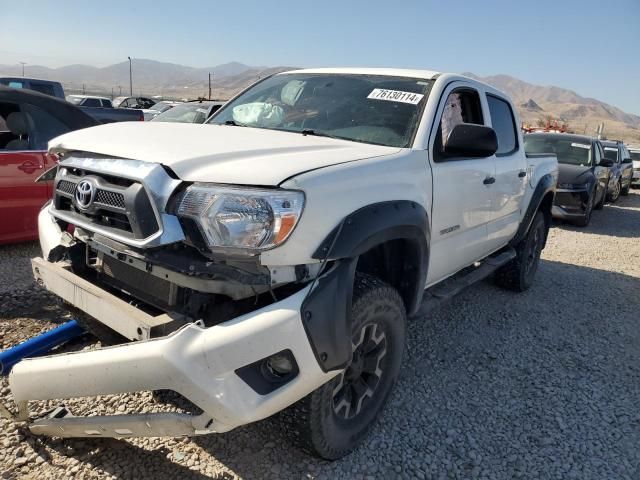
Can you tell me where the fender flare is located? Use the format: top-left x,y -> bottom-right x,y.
510,173 -> 555,246
301,201 -> 430,372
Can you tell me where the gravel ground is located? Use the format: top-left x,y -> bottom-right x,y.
1,191 -> 639,479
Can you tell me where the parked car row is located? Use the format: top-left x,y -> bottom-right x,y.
524,132 -> 635,227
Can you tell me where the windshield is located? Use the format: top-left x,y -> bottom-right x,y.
150,101 -> 172,112
603,146 -> 618,162
524,136 -> 592,166
208,73 -> 433,148
152,104 -> 210,123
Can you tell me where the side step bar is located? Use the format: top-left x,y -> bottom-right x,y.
413,248 -> 516,317
29,407 -> 215,438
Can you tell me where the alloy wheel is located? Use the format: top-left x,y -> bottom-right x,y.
332,323 -> 387,420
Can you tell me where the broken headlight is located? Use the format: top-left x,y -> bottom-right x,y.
176,184 -> 304,253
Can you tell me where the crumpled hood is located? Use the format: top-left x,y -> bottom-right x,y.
49,122 -> 400,186
557,163 -> 594,186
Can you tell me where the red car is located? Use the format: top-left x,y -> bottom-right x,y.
0,86 -> 96,244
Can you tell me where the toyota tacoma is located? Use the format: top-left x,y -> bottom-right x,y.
4,68 -> 557,459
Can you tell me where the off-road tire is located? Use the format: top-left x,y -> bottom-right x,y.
280,273 -> 406,460
574,190 -> 594,227
495,211 -> 546,292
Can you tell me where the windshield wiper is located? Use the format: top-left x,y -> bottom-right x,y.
224,120 -> 246,126
300,128 -> 336,139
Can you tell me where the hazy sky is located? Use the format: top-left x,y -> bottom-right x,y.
2,0 -> 639,113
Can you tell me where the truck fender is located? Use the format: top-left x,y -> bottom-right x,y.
301,201 -> 429,372
510,173 -> 555,247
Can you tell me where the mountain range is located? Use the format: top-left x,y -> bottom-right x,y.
1,59 -> 638,142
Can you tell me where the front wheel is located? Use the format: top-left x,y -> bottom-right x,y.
608,179 -> 621,202
574,191 -> 594,227
621,178 -> 630,196
495,211 -> 546,292
594,185 -> 606,210
280,273 -> 406,459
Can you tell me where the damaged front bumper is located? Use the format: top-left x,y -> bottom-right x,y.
5,261 -> 337,437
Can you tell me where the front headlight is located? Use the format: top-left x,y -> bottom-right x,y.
176,184 -> 304,253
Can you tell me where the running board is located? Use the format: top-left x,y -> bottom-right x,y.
413,248 -> 516,317
28,407 -> 215,438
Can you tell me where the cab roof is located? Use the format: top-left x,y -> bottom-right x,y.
282,67 -> 441,80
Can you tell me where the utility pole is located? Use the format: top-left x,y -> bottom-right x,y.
111,87 -> 114,99
208,72 -> 212,100
82,84 -> 86,94
19,62 -> 26,77
118,85 -> 122,95
128,57 -> 133,96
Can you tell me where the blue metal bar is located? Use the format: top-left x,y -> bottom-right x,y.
0,320 -> 85,375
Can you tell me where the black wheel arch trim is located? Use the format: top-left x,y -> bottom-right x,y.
302,201 -> 429,372
510,173 -> 555,247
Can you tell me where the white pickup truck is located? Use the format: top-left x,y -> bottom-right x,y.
6,68 -> 557,459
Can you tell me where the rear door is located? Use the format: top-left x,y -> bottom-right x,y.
485,94 -> 526,248
426,82 -> 495,285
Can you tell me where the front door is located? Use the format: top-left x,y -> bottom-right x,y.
426,82 -> 495,286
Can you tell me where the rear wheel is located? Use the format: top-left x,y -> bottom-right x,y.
495,211 -> 546,292
280,273 -> 406,459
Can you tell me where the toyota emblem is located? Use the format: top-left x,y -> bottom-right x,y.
75,180 -> 95,209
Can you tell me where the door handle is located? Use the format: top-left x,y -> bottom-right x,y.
18,161 -> 40,174
518,171 -> 527,178
483,176 -> 496,185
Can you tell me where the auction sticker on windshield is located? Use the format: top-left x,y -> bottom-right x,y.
368,89 -> 424,105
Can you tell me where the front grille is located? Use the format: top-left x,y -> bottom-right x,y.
57,179 -> 76,195
95,190 -> 126,209
53,171 -> 159,240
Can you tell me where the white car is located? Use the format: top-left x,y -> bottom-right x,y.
5,68 -> 557,459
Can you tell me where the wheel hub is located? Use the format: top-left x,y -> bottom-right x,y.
332,323 -> 387,420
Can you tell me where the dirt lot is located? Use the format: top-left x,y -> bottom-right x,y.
1,191 -> 639,480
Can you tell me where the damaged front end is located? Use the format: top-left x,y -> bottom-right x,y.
4,154 -> 337,438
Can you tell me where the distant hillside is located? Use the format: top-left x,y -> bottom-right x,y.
466,73 -> 640,142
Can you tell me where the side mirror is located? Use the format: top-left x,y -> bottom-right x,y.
443,124 -> 498,158
598,158 -> 614,167
622,157 -> 632,164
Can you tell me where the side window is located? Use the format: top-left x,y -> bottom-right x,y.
20,103 -> 69,150
82,98 -> 101,108
30,83 -> 55,96
434,88 -> 484,161
0,102 -> 22,149
487,95 -> 518,156
101,99 -> 113,108
120,99 -> 130,108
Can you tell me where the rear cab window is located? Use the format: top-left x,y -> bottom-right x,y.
487,95 -> 518,156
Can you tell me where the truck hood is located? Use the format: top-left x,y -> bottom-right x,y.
557,163 -> 594,186
49,122 -> 400,186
